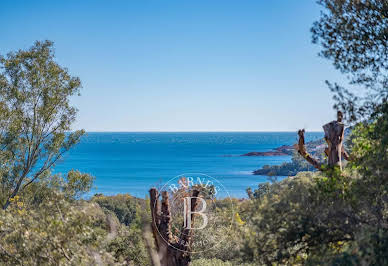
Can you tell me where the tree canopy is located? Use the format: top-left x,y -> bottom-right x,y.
312,0 -> 388,122
0,40 -> 85,209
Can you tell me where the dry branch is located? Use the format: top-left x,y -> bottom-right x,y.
296,129 -> 323,171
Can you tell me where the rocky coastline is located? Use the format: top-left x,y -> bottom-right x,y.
241,145 -> 294,157
249,138 -> 327,176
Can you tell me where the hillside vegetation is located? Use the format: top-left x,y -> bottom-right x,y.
1,0 -> 387,265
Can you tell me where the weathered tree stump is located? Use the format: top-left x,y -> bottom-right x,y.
323,111 -> 345,169
149,188 -> 200,266
297,111 -> 349,171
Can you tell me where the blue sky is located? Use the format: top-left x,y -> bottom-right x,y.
0,0 -> 345,131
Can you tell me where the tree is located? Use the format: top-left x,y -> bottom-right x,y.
242,1 -> 388,264
311,0 -> 388,123
307,1 -> 388,264
311,0 -> 388,234
0,40 -> 84,210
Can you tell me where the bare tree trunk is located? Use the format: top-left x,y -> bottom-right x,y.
297,111 -> 348,172
323,119 -> 345,169
149,188 -> 200,266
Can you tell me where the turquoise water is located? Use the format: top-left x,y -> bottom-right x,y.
53,132 -> 323,198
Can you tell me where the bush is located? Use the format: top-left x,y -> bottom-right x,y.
92,194 -> 144,226
0,193 -> 112,265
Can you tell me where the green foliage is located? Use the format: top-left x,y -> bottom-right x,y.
0,40 -> 85,210
92,194 -> 150,265
92,194 -> 142,226
106,222 -> 150,265
312,0 -> 388,122
0,170 -> 94,208
191,258 -> 234,266
306,228 -> 388,266
0,179 -> 152,265
1,3 -> 387,262
287,3 -> 388,263
191,258 -> 256,266
243,173 -> 325,264
240,129 -> 388,264
236,109 -> 388,265
63,170 -> 94,200
254,151 -> 318,176
246,182 -> 271,200
0,41 -> 151,265
0,192 -> 112,265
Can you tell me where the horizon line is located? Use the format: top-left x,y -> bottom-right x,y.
80,130 -> 324,133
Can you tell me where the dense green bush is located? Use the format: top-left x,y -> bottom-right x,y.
0,192 -> 112,265
92,194 -> 145,226
0,174 -> 151,265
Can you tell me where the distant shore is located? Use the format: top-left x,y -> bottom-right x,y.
241,145 -> 294,156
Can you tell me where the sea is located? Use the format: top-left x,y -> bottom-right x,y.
53,132 -> 323,199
